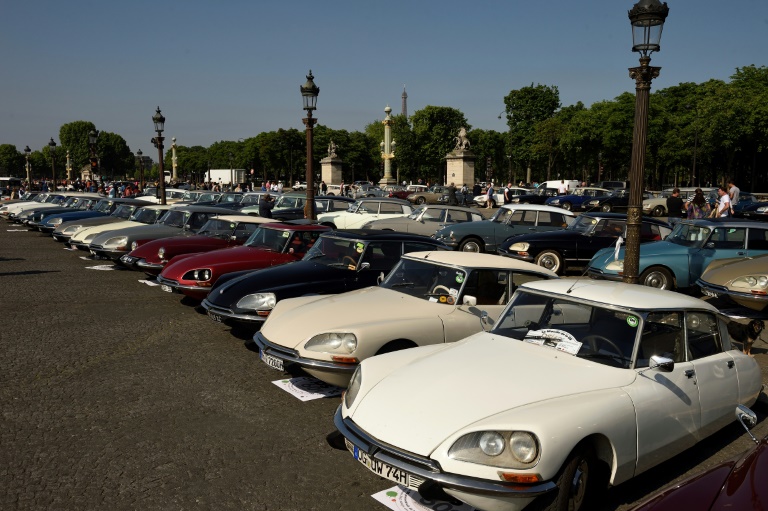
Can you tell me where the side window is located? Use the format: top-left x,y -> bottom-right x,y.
379,202 -> 402,214
361,241 -> 402,271
188,213 -> 209,230
234,222 -> 258,241
638,312 -> 685,367
709,228 -> 746,249
685,312 -> 723,360
518,210 -> 537,226
640,222 -> 662,241
404,242 -> 438,254
747,228 -> 768,250
597,220 -> 624,237
421,208 -> 442,221
448,210 -> 472,223
462,270 -> 509,306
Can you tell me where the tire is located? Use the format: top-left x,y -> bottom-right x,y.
652,205 -> 665,217
327,192 -> 335,196
561,202 -> 572,211
458,237 -> 484,253
640,267 -> 674,290
601,203 -> 613,212
536,250 -> 563,274
530,446 -> 598,511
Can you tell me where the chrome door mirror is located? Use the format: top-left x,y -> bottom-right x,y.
735,405 -> 759,445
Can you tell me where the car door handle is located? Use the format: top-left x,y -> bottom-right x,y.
737,252 -> 745,256
727,360 -> 735,369
684,369 -> 696,379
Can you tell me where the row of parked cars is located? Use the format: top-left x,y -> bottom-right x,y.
3,189 -> 766,511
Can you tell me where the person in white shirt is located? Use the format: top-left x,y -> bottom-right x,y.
557,180 -> 567,195
716,186 -> 731,217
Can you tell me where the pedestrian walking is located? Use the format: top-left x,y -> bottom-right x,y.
665,188 -> 685,225
503,182 -> 513,205
446,182 -> 458,206
485,183 -> 494,209
686,188 -> 711,219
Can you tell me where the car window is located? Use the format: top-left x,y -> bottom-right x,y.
379,202 -> 403,214
187,213 -> 211,230
233,222 -> 259,241
747,228 -> 768,250
358,202 -> 378,214
447,209 -> 472,223
421,208 -> 442,221
708,227 -> 746,249
361,242 -> 402,271
640,222 -> 662,241
492,209 -> 515,224
596,220 -> 625,237
537,211 -> 567,228
461,270 -> 510,305
637,312 -> 685,367
686,312 -> 722,360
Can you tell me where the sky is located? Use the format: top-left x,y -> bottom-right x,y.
1,0 -> 767,160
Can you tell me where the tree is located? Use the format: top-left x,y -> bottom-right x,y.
0,144 -> 24,176
59,121 -> 97,173
96,131 -> 133,181
410,106 -> 470,184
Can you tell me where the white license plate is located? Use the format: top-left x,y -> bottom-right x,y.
346,439 -> 412,487
702,289 -> 719,298
260,350 -> 284,371
160,285 -> 173,293
208,311 -> 222,322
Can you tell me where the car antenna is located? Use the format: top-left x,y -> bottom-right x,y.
566,265 -> 593,294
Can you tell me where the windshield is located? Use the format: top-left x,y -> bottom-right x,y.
219,193 -> 242,203
112,205 -> 137,218
131,208 -> 164,224
158,209 -> 189,227
666,222 -> 710,248
244,227 -> 291,251
93,200 -> 112,213
407,207 -> 428,220
567,215 -> 600,233
275,196 -> 305,209
381,258 -> 466,303
197,218 -> 237,238
493,289 -> 639,368
240,195 -> 261,204
490,208 -> 515,224
303,236 -> 367,270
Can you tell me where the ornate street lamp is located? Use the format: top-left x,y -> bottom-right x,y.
152,106 -> 166,205
136,149 -> 144,192
623,0 -> 669,285
88,129 -> 100,184
24,146 -> 31,190
300,70 -> 319,219
379,106 -> 397,186
48,138 -> 57,192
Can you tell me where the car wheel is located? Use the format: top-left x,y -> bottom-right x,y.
320,222 -> 337,229
416,197 -> 426,205
601,203 -> 612,212
459,237 -> 484,253
640,267 -> 674,290
561,202 -> 572,211
536,250 -> 563,274
327,192 -> 335,196
652,205 -> 665,217
531,445 -> 599,511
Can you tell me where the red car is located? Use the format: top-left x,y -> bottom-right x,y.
155,223 -> 331,300
118,214 -> 271,276
630,405 -> 766,511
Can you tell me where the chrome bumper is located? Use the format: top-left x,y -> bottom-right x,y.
696,279 -> 768,303
254,332 -> 357,373
200,298 -> 266,323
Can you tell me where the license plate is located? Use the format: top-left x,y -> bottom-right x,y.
160,284 -> 173,293
702,289 -> 719,298
207,310 -> 222,322
260,350 -> 284,371
346,439 -> 412,487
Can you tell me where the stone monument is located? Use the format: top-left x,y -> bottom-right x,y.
320,139 -> 343,185
445,127 -> 476,188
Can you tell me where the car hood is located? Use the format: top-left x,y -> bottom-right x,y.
161,246 -> 277,274
130,233 -> 209,256
350,335 -> 637,456
262,287 -> 448,348
700,254 -> 768,284
91,224 -> 181,244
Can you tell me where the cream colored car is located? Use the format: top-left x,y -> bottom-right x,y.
254,251 -> 557,387
68,204 -> 171,250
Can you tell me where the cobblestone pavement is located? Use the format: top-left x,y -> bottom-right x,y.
0,223 -> 766,511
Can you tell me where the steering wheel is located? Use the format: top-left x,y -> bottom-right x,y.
341,256 -> 357,268
581,335 -> 624,358
431,284 -> 451,295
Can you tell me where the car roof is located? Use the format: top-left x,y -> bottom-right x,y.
168,205 -> 236,213
260,222 -> 331,232
213,214 -> 273,223
499,203 -> 576,216
521,279 -> 719,312
581,212 -> 671,226
680,217 -> 765,227
413,204 -> 476,211
355,197 -> 410,204
324,229 -> 447,243
403,251 -> 558,275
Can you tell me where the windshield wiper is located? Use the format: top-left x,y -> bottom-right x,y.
576,352 -> 631,365
390,282 -> 415,288
305,252 -> 326,260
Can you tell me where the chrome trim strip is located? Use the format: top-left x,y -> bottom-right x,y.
254,332 -> 357,373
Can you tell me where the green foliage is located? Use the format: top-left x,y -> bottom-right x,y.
410,106 -> 470,183
59,121 -> 97,172
0,144 -> 25,176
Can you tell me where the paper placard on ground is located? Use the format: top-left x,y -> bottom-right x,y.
372,486 -> 477,511
271,376 -> 343,401
138,279 -> 160,286
63,246 -> 78,251
85,265 -> 116,271
79,256 -> 91,260
6,229 -> 28,232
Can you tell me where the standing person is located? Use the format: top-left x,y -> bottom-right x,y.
503,182 -> 513,204
485,183 -> 494,209
258,193 -> 274,218
715,186 -> 731,217
686,188 -> 711,219
446,182 -> 458,206
459,183 -> 468,206
665,188 -> 685,225
320,181 -> 327,195
728,179 -> 740,213
557,180 -> 567,195
472,182 -> 481,198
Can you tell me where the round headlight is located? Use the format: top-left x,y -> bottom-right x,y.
509,242 -> 530,251
62,225 -> 81,234
104,236 -> 128,248
344,366 -> 362,409
305,333 -> 358,354
236,293 -> 277,310
131,241 -> 139,251
550,199 -> 560,205
606,260 -> 624,271
478,432 -> 505,457
158,247 -> 166,259
509,432 -> 537,463
83,233 -> 98,243
48,217 -> 63,226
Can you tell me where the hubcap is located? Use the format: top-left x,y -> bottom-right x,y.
539,254 -> 559,271
462,241 -> 480,252
644,272 -> 667,289
570,459 -> 589,510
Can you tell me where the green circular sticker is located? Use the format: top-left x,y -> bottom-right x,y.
455,273 -> 464,284
627,316 -> 638,328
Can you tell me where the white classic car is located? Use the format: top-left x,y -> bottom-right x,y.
334,279 -> 763,511
254,251 -> 557,387
317,197 -> 412,230
67,204 -> 171,249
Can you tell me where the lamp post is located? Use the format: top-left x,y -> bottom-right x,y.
88,129 -> 100,185
686,103 -> 698,187
623,0 -> 669,285
171,137 -> 178,182
300,70 -> 319,219
152,106 -> 166,205
24,146 -> 31,190
498,111 -> 514,184
379,105 -> 397,186
65,150 -> 72,184
136,149 -> 144,192
48,138 -> 57,192
228,152 -> 234,190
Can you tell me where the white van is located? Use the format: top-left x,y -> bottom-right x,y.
541,180 -> 579,193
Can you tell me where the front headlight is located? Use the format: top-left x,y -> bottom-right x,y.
158,247 -> 166,259
61,225 -> 82,234
182,268 -> 213,282
448,430 -> 539,468
509,242 -> 530,251
606,259 -> 624,271
103,236 -> 128,249
344,366 -> 362,408
511,198 -> 521,203
236,292 -> 276,310
588,200 -> 600,206
131,241 -> 139,251
756,206 -> 768,213
550,199 -> 560,205
82,232 -> 98,243
47,217 -> 63,226
304,332 -> 357,354
731,275 -> 768,290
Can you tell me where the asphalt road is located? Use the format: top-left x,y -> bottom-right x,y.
1,222 -> 766,511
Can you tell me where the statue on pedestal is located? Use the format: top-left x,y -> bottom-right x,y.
454,127 -> 471,151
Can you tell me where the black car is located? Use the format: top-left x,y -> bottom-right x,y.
508,187 -> 559,204
497,212 -> 672,275
733,198 -> 767,219
201,230 -> 448,331
579,189 -> 653,213
272,195 -> 355,221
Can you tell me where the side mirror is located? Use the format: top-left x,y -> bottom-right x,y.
735,405 -> 759,445
705,242 -> 715,249
649,355 -> 674,372
358,262 -> 370,271
183,224 -> 192,230
479,310 -> 490,331
462,295 -> 477,307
